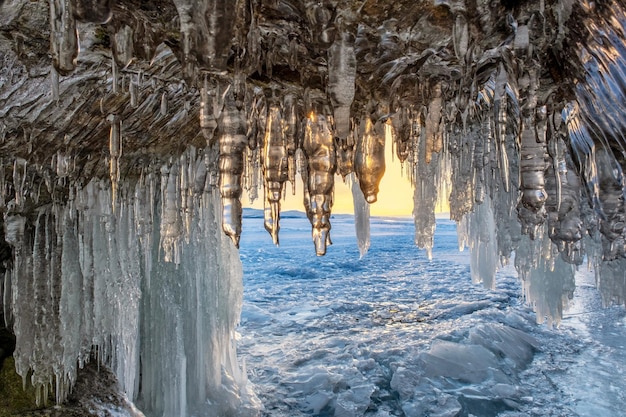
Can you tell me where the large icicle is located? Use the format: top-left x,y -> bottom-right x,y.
328,31 -> 357,140
350,173 -> 370,258
302,111 -> 336,256
262,103 -> 288,244
355,109 -> 386,203
73,0 -> 113,23
518,70 -> 548,239
219,92 -> 248,247
462,195 -> 498,289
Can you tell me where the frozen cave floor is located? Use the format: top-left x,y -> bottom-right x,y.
237,214 -> 626,417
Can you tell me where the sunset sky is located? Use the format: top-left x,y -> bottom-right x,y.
245,127 -> 416,217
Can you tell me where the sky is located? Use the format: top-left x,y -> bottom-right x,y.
244,126 -> 417,217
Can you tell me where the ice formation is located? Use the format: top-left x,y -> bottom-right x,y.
3,0 -> 626,415
3,149 -> 254,415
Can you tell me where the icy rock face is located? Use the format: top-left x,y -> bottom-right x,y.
3,0 -> 626,411
2,148 -> 255,415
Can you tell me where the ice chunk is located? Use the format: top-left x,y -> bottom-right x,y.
418,339 -> 504,384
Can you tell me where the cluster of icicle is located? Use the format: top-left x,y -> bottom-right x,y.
2,147 -> 257,415
202,4 -> 626,328
46,0 -> 626,322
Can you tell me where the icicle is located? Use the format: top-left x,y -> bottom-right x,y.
112,24 -> 134,69
160,163 -> 182,264
452,14 -> 469,61
473,117 -> 487,204
111,56 -> 118,94
129,75 -> 138,108
262,104 -> 288,245
283,93 -> 299,195
494,63 -> 510,192
425,81 -> 444,164
517,64 -> 547,239
173,0 -> 195,77
218,92 -> 247,247
546,112 -> 584,263
328,31 -> 357,140
515,228 -> 575,327
0,158 -> 5,208
160,91 -> 168,116
12,158 -> 28,210
355,110 -> 385,203
350,173 -> 370,258
107,114 -> 122,213
413,115 -> 439,259
200,77 -> 229,143
254,89 -> 267,151
51,67 -> 60,103
302,111 -> 336,256
391,107 -> 411,163
49,0 -> 78,76
247,5 -> 262,74
595,148 -> 626,260
55,151 -> 71,178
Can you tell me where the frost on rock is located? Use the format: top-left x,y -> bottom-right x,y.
5,0 -> 626,412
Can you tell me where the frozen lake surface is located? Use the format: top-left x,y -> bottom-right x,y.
238,212 -> 626,417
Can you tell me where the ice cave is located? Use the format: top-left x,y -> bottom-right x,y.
1,0 -> 626,415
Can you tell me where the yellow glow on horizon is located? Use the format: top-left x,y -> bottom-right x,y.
245,126 -> 415,217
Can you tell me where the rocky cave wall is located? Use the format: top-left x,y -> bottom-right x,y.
2,0 -> 626,414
